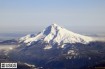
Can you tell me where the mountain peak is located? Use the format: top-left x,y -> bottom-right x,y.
42,23 -> 63,36
50,23 -> 62,28
51,23 -> 58,26
49,23 -> 61,29
20,24 -> 94,46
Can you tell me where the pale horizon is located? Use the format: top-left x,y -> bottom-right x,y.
0,0 -> 105,34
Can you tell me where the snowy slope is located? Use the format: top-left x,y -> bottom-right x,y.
19,24 -> 93,46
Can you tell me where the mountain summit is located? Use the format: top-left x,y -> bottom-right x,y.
20,24 -> 93,46
9,24 -> 105,69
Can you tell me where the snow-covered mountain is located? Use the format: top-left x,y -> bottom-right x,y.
8,24 -> 105,69
19,24 -> 93,46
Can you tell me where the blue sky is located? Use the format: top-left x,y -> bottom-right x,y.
0,0 -> 105,34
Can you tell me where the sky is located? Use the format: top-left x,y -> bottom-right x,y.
0,0 -> 105,34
